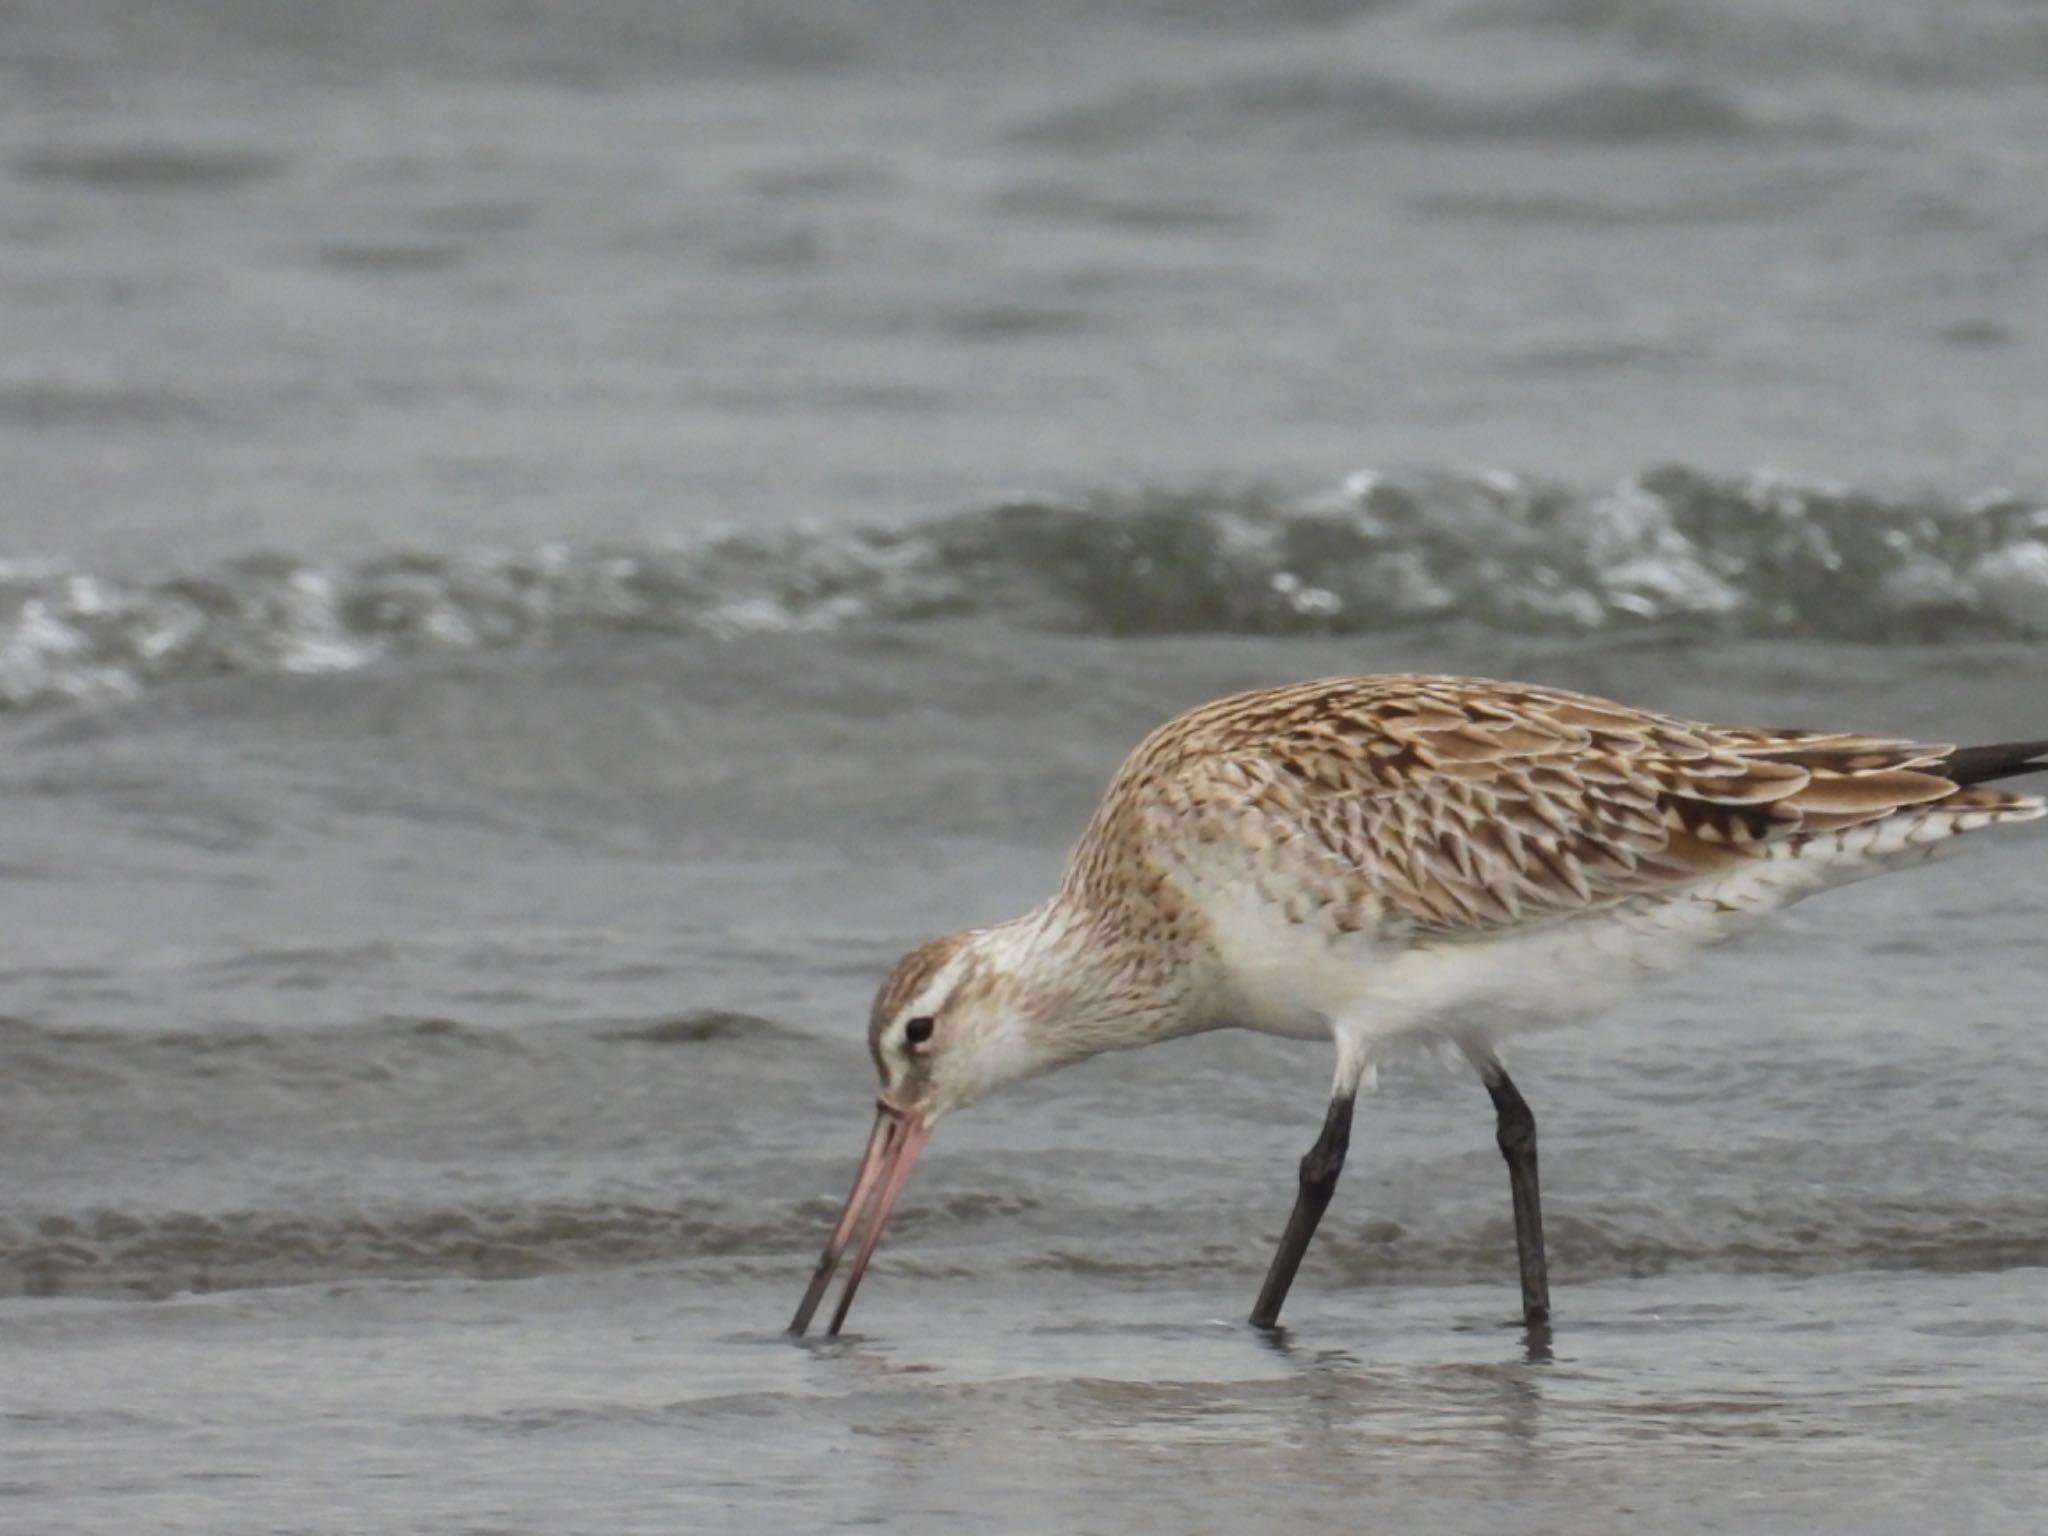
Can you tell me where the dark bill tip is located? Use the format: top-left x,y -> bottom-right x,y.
788,1104 -> 932,1337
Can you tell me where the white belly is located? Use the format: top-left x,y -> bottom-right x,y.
1197,834 -> 1952,1051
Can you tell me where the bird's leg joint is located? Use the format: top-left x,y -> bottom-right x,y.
1495,1102 -> 1536,1162
1296,1094 -> 1355,1197
1484,1073 -> 1537,1163
1297,1143 -> 1343,1194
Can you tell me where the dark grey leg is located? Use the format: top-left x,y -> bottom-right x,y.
1249,1092 -> 1355,1330
1477,1055 -> 1551,1331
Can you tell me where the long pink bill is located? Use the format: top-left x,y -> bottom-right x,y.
787,1104 -> 934,1337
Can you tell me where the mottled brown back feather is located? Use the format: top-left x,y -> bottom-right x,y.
1059,675 -> 2042,944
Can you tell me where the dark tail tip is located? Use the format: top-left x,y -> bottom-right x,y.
1943,739 -> 2048,787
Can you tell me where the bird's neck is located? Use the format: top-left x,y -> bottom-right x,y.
973,893 -> 1216,1072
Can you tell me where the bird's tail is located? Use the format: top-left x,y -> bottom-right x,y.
1941,739 -> 2048,788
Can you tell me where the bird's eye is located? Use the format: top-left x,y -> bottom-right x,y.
903,1016 -> 935,1047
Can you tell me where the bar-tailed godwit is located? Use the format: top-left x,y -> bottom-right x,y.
789,675 -> 2046,1337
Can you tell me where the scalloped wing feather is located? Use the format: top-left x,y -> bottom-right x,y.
1071,675 -> 2042,943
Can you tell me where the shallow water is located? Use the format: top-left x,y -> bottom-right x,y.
3,1 -> 2047,1531
5,632 -> 2045,1532
11,1266 -> 2048,1534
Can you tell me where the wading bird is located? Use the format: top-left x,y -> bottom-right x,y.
789,675 -> 2045,1337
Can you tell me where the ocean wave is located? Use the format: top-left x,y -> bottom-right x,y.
1304,1205 -> 2048,1289
11,1186 -> 2042,1300
1010,69 -> 1809,151
0,1183 -> 1032,1300
0,1010 -> 800,1094
1461,0 -> 2048,89
0,1198 -> 779,1300
4,466 -> 2045,708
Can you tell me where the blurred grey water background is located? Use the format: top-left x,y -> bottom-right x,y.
3,2 -> 2047,1532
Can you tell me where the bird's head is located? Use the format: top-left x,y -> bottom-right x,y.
786,919 -> 1090,1337
865,930 -> 1054,1121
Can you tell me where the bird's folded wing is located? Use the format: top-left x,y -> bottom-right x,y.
1143,677 -> 1974,941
